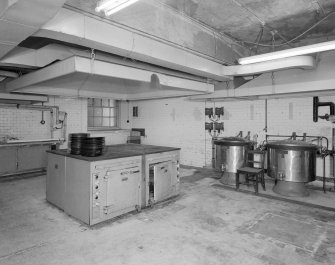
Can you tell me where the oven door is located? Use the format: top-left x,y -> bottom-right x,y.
153,161 -> 173,202
103,166 -> 141,215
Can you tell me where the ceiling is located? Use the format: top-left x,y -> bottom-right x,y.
66,0 -> 335,54
162,0 -> 335,53
1,0 -> 335,91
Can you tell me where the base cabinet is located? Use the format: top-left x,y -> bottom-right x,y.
0,147 -> 17,175
47,153 -> 142,225
46,146 -> 180,225
0,144 -> 50,176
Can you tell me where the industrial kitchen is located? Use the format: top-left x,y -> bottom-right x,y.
1,0 -> 335,265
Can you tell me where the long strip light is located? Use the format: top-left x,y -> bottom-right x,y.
238,40 -> 335,65
95,0 -> 139,16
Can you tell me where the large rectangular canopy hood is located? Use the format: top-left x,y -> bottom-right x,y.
5,56 -> 214,100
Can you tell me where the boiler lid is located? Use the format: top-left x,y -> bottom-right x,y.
266,140 -> 318,151
214,137 -> 252,146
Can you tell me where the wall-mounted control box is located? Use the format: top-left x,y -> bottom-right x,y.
205,122 -> 214,131
215,107 -> 224,117
205,108 -> 214,118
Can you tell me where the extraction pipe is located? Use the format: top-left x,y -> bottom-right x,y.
313,97 -> 335,122
0,70 -> 19,78
0,104 -> 62,125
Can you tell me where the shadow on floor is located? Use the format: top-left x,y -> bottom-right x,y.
180,165 -> 220,183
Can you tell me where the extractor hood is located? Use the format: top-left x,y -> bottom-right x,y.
0,92 -> 47,104
5,56 -> 214,100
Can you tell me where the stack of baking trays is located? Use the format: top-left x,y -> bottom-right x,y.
69,133 -> 105,157
69,133 -> 89,155
80,137 -> 105,157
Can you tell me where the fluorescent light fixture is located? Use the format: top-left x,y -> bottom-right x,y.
238,40 -> 335,65
95,0 -> 139,16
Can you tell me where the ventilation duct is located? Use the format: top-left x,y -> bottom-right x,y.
0,92 -> 47,104
0,70 -> 19,82
0,0 -> 66,60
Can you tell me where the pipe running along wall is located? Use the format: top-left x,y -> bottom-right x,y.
0,103 -> 67,140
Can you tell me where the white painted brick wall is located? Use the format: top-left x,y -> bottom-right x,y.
1,96 -> 129,148
0,107 -> 51,140
122,95 -> 335,179
3,91 -> 334,178
121,98 -> 207,167
49,96 -> 130,148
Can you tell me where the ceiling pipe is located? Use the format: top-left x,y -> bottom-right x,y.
0,70 -> 18,78
0,44 -> 77,69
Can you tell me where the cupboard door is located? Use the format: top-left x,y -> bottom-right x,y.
154,161 -> 173,202
17,145 -> 49,171
105,166 -> 140,212
46,153 -> 66,209
0,147 -> 17,175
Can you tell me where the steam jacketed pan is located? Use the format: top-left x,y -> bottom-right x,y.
214,137 -> 252,174
267,140 -> 317,197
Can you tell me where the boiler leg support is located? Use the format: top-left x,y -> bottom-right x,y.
236,173 -> 240,190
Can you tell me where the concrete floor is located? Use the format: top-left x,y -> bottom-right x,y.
219,173 -> 335,210
1,168 -> 335,265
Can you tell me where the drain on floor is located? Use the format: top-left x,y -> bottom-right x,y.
248,213 -> 326,252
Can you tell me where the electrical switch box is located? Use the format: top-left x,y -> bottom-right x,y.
214,122 -> 224,132
205,122 -> 214,131
215,107 -> 224,117
205,108 -> 213,118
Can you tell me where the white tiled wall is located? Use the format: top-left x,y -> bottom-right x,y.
47,97 -> 87,143
122,98 -> 266,167
0,107 -> 51,140
0,96 -> 130,147
2,91 -> 335,178
123,95 -> 335,178
121,98 -> 207,166
50,96 -> 130,147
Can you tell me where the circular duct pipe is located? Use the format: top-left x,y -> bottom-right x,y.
0,70 -> 19,79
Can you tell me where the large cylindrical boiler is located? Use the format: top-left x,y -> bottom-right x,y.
267,140 -> 317,197
214,137 -> 252,173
